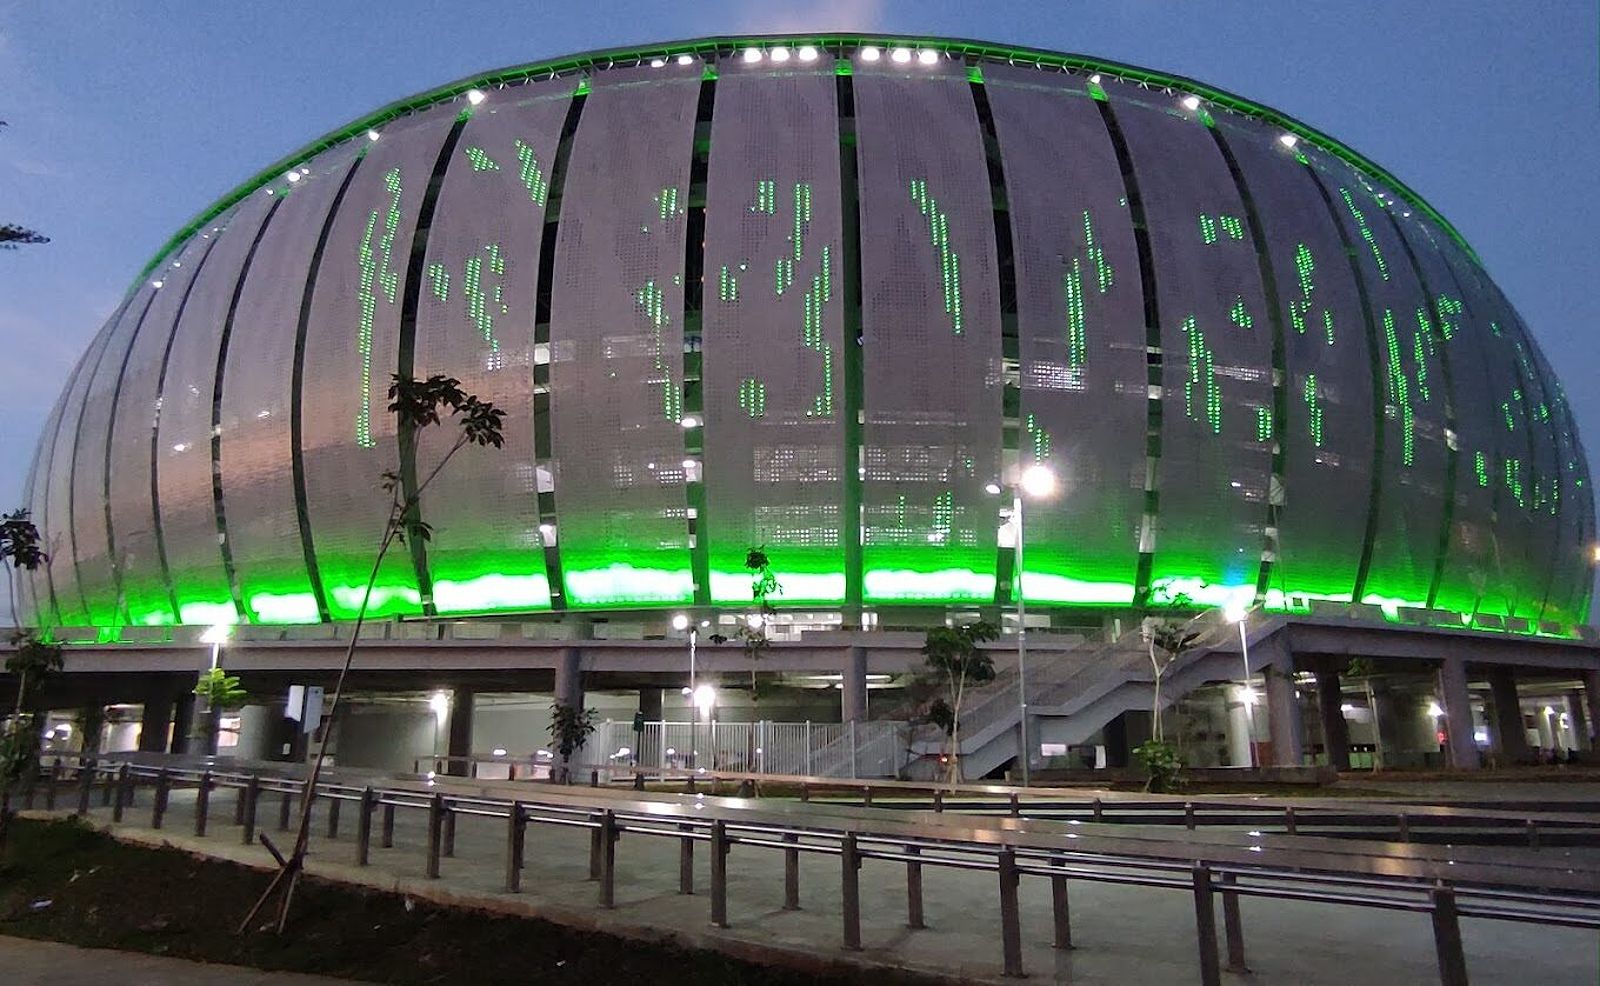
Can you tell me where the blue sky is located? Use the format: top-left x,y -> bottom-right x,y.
1,1 -> 1597,619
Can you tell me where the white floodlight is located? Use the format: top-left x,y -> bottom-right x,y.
366,129 -> 381,141
1181,95 -> 1201,111
680,415 -> 700,428
891,47 -> 912,64
200,624 -> 232,645
1088,73 -> 1102,84
1278,133 -> 1299,149
770,46 -> 790,63
917,48 -> 938,65
466,88 -> 486,105
650,58 -> 665,68
286,171 -> 301,183
429,691 -> 451,719
1020,463 -> 1057,498
984,482 -> 1002,496
798,45 -> 819,63
1427,701 -> 1444,718
742,47 -> 762,64
671,613 -> 690,631
692,683 -> 717,717
677,54 -> 694,66
859,46 -> 881,62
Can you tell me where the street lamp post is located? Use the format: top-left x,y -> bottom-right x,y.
672,614 -> 697,766
1225,604 -> 1257,768
989,464 -> 1056,788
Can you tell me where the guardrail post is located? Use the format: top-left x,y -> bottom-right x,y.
633,771 -> 645,791
45,758 -> 61,811
590,770 -> 599,788
599,810 -> 618,908
1092,796 -> 1103,822
194,771 -> 212,837
426,794 -> 445,878
710,819 -> 729,928
841,832 -> 861,950
1192,863 -> 1222,986
1184,800 -> 1196,830
783,832 -> 800,910
799,782 -> 809,803
1284,806 -> 1297,835
74,758 -> 95,816
111,763 -> 130,822
1397,812 -> 1410,842
234,777 -> 248,825
326,796 -> 341,840
1430,884 -> 1469,986
1525,819 -> 1539,850
505,802 -> 526,893
678,822 -> 695,895
1221,871 -> 1248,972
277,788 -> 293,831
1009,792 -> 1021,818
932,789 -> 943,813
1051,857 -> 1073,949
998,847 -> 1024,977
905,844 -> 925,929
240,775 -> 260,846
441,804 -> 456,857
101,762 -> 116,808
152,769 -> 170,829
862,785 -> 872,807
381,800 -> 396,848
356,788 -> 375,866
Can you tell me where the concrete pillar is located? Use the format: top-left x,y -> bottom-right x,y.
137,692 -> 175,753
1263,667 -> 1303,767
1486,667 -> 1531,764
552,648 -> 585,777
1370,682 -> 1400,769
1534,702 -> 1555,753
446,687 -> 475,777
1566,689 -> 1590,752
1435,658 -> 1479,770
1585,671 -> 1600,749
170,693 -> 195,755
1226,691 -> 1254,768
1314,668 -> 1351,771
638,687 -> 663,722
77,704 -> 106,755
840,646 -> 868,724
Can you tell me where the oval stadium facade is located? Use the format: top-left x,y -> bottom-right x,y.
22,36 -> 1595,635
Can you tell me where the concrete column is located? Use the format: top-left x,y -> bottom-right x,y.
1567,689 -> 1590,752
446,687 -> 475,777
1263,667 -> 1304,767
1370,682 -> 1399,769
1534,702 -> 1555,753
1314,667 -> 1351,771
137,692 -> 175,753
77,704 -> 106,755
1585,671 -> 1600,749
169,693 -> 195,755
840,646 -> 868,724
1486,667 -> 1531,764
638,687 -> 663,722
1435,658 -> 1480,770
1226,692 -> 1254,768
554,648 -> 583,710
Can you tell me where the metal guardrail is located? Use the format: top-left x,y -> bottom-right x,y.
10,753 -> 1600,985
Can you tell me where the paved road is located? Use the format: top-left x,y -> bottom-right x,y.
0,935 -> 354,985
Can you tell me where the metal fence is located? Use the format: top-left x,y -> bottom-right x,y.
587,720 -> 910,778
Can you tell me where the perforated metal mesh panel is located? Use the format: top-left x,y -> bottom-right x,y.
1384,206 -> 1500,616
700,55 -> 846,605
107,230 -> 224,628
1530,343 -> 1585,622
300,109 -> 457,620
547,63 -> 701,608
218,149 -> 360,624
1303,149 -> 1447,611
1495,299 -> 1563,620
412,80 -> 573,615
982,66 -> 1144,605
853,66 -> 1003,604
68,287 -> 158,627
1109,90 -> 1271,609
1214,115 -> 1373,608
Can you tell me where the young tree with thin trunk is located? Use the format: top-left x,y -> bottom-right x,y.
1,510 -> 58,845
921,621 -> 998,784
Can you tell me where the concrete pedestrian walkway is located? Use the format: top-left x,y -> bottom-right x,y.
30,783 -> 1600,985
0,935 -> 355,985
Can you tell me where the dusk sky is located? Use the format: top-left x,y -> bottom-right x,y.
1,1 -> 1596,621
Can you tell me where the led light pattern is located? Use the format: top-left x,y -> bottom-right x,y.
547,62 -> 700,607
701,60 -> 848,604
1216,116 -> 1374,605
1111,94 -> 1273,602
410,79 -> 573,616
855,67 -> 1001,602
300,112 -> 453,620
1060,209 -> 1115,369
214,153 -> 361,625
1339,186 -> 1389,281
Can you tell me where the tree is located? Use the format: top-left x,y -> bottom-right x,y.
547,701 -> 598,784
1,510 -> 57,846
1134,587 -> 1207,792
735,546 -> 780,698
241,373 -> 505,935
0,123 -> 49,250
192,666 -> 247,755
921,621 -> 998,784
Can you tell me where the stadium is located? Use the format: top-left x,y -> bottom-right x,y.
13,36 -> 1600,777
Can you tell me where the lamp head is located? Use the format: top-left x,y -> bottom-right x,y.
1020,464 -> 1057,498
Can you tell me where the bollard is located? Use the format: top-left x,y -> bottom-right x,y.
1221,871 -> 1248,972
863,785 -> 873,807
504,802 -> 527,893
590,770 -> 599,788
235,778 -> 248,825
633,772 -> 645,791
278,789 -> 293,831
841,832 -> 862,950
241,775 -> 261,846
1184,800 -> 1196,831
799,782 -> 809,803
998,848 -> 1024,978
326,796 -> 342,840
710,819 -> 729,928
598,810 -> 619,909
443,807 -> 456,858
1191,863 -> 1222,986
45,759 -> 61,812
75,758 -> 95,817
1051,857 -> 1073,950
356,788 -> 376,866
1397,812 -> 1410,843
685,776 -> 696,795
152,769 -> 171,829
932,789 -> 943,813
1009,792 -> 1021,818
426,794 -> 444,879
101,763 -> 115,808
1431,884 -> 1468,986
1092,796 -> 1103,822
905,845 -> 925,929
194,771 -> 213,836
381,801 -> 396,848
1284,805 -> 1297,835
1525,819 -> 1540,850
678,821 -> 695,895
783,832 -> 800,910
112,764 -> 131,822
